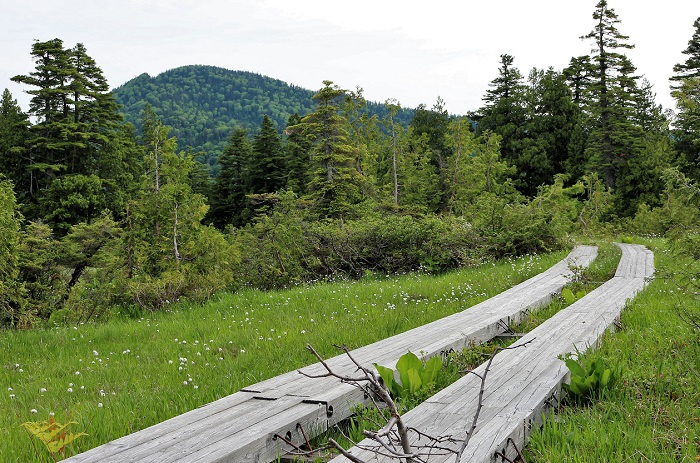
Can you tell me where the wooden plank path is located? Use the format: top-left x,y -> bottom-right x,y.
330,243 -> 653,463
64,246 -> 597,463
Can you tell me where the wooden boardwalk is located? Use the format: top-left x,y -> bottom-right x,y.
330,243 -> 654,463
64,246 -> 597,463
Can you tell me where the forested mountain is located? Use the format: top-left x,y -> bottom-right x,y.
112,65 -> 414,167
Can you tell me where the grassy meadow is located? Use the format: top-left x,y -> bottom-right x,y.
4,238 -> 698,463
1,250 -> 564,461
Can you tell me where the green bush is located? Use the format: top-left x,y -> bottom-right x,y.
374,352 -> 443,405
561,353 -> 623,405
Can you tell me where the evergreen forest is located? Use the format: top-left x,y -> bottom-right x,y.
0,1 -> 700,331
111,66 -> 415,170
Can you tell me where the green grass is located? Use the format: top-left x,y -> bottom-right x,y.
0,250 -> 565,461
525,238 -> 700,462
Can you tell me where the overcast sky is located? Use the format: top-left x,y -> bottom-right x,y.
1,1 -> 697,116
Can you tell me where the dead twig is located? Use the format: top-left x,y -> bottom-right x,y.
455,338 -> 535,462
294,339 -> 535,463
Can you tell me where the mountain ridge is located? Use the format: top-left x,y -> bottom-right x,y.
112,65 -> 414,168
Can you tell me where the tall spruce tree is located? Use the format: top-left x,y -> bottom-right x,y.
343,87 -> 380,183
284,113 -> 312,195
251,115 -> 285,194
0,178 -> 24,327
564,56 -> 595,106
477,54 -> 530,193
581,0 -> 639,190
11,39 -> 73,203
518,68 -> 580,194
0,89 -> 30,199
671,17 -> 700,182
12,39 -> 136,231
409,97 -> 451,210
671,17 -> 700,88
289,81 -> 361,219
208,127 -> 254,228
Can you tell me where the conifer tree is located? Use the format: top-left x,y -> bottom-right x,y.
518,68 -> 580,194
671,17 -> 700,181
0,89 -> 30,199
477,54 -> 529,193
343,87 -> 380,183
284,113 -> 312,195
409,97 -> 451,210
12,39 -> 137,230
581,0 -> 639,190
208,127 -> 254,228
0,179 -> 24,327
564,56 -> 594,106
251,115 -> 285,194
670,18 -> 700,88
444,118 -> 515,215
289,81 -> 361,219
11,39 -> 73,201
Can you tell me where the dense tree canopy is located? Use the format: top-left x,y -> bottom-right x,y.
1,4 -> 698,327
112,66 -> 414,170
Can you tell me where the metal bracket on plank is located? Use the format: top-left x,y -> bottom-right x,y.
301,399 -> 334,418
497,318 -> 515,335
494,437 -> 525,462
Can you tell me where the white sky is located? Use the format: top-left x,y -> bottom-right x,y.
1,1 -> 697,115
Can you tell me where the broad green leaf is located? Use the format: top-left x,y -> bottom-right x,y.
373,364 -> 396,394
420,356 -> 442,386
561,288 -> 575,304
45,432 -> 87,453
406,368 -> 422,395
396,352 -> 422,391
564,358 -> 586,379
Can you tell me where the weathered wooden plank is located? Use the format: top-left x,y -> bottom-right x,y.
329,243 -> 652,463
64,246 -> 598,463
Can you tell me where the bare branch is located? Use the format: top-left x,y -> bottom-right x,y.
328,438 -> 368,463
454,338 -> 536,462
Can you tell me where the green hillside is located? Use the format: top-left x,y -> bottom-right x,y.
112,65 -> 414,167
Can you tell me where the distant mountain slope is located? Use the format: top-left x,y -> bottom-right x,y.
112,65 -> 414,168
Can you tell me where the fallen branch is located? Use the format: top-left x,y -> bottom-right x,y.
293,339 -> 535,462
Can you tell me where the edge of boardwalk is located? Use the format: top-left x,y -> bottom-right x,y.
329,243 -> 653,463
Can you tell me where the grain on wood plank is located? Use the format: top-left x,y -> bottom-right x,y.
64,246 -> 598,463
328,244 -> 652,463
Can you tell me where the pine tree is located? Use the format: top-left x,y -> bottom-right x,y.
581,0 -> 639,190
670,17 -> 700,89
0,179 -> 25,327
284,113 -> 312,195
612,77 -> 672,215
564,56 -> 594,106
671,17 -> 700,181
343,87 -> 380,183
251,115 -> 285,194
0,89 -> 30,199
289,81 -> 361,219
12,39 -> 135,230
477,54 -> 529,192
444,118 -> 515,215
409,97 -> 452,210
208,127 -> 254,228
518,68 -> 580,194
65,43 -> 123,174
11,39 -> 73,201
